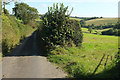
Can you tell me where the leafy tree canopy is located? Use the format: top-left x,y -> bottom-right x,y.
13,3 -> 39,24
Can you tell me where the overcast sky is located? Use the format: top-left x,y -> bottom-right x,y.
5,0 -> 119,17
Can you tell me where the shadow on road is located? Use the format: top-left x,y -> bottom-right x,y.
4,31 -> 41,57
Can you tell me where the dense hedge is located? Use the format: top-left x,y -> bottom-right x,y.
2,13 -> 34,55
84,23 -> 118,30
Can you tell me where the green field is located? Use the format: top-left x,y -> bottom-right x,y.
70,17 -> 82,21
85,18 -> 118,26
48,31 -> 118,78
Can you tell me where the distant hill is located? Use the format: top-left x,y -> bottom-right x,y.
70,16 -> 102,21
70,17 -> 82,21
85,18 -> 118,26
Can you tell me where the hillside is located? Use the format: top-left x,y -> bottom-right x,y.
85,18 -> 118,26
70,17 -> 82,21
2,13 -> 35,56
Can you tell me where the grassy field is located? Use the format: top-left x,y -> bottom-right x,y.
70,17 -> 82,21
85,18 -> 118,26
48,31 -> 118,78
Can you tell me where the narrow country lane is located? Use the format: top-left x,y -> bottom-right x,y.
2,31 -> 67,78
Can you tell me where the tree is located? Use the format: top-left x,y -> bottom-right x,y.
100,26 -> 103,30
80,20 -> 86,27
3,1 -> 12,14
114,29 -> 118,36
91,24 -> 95,29
13,3 -> 39,24
2,0 -> 18,14
88,27 -> 92,33
100,16 -> 103,18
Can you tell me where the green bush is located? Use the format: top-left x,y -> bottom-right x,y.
67,20 -> 83,47
37,3 -> 83,53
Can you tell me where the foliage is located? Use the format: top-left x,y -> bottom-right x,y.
3,1 -> 10,14
69,20 -> 83,46
80,20 -> 86,27
3,9 -> 9,15
101,28 -> 119,36
13,3 -> 39,24
71,16 -> 101,21
84,23 -> 117,30
2,13 -> 34,56
88,27 -> 92,33
115,49 -> 120,66
38,3 -> 83,52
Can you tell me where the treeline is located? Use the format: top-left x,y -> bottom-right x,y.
101,28 -> 119,36
89,23 -> 120,36
87,24 -> 118,29
71,16 -> 102,21
81,21 -> 118,30
86,24 -> 120,36
80,19 -> 120,36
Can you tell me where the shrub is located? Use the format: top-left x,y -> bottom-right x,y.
37,3 -> 83,52
67,20 -> 83,47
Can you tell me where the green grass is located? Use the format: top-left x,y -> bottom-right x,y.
70,17 -> 82,21
48,32 -> 118,78
85,18 -> 118,26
